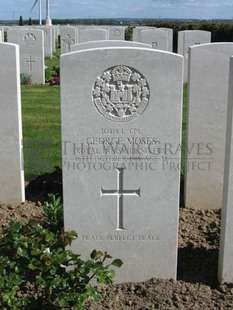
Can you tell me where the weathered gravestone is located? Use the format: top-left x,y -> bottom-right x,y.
60,26 -> 76,54
61,47 -> 183,282
159,28 -> 173,52
38,26 -> 53,58
178,30 -> 211,83
0,43 -> 25,203
51,26 -> 56,52
218,56 -> 233,284
0,28 -> 5,42
139,29 -> 169,51
7,29 -> 45,84
108,27 -> 125,40
70,40 -> 151,52
79,29 -> 109,43
185,43 -> 233,209
132,26 -> 155,42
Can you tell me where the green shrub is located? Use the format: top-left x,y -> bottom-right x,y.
0,221 -> 122,309
43,194 -> 63,233
20,73 -> 31,85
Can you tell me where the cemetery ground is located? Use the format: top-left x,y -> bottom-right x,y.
1,55 -> 233,309
1,192 -> 233,309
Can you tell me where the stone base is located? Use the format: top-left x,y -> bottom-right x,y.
46,18 -> 52,26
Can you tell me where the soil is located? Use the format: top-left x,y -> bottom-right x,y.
1,170 -> 233,310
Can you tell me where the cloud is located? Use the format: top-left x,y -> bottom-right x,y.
151,0 -> 233,9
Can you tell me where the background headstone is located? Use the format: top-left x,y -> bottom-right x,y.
0,28 -> 4,42
0,43 -> 25,203
133,26 -> 156,42
159,28 -> 173,52
79,28 -> 109,43
61,47 -> 183,283
178,30 -> 211,82
108,27 -> 125,40
218,56 -> 233,284
70,40 -> 152,52
185,43 -> 233,209
38,26 -> 53,58
139,29 -> 169,51
60,26 -> 76,54
8,29 -> 45,84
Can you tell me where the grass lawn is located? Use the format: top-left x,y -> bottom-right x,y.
21,85 -> 61,180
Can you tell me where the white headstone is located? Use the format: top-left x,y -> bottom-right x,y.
185,43 -> 233,209
7,29 -> 19,43
79,29 -> 109,43
0,43 -> 25,203
108,27 -> 125,40
61,47 -> 183,283
8,29 -> 45,84
60,26 -> 76,54
178,30 -> 211,83
133,26 -> 156,42
0,28 -> 4,42
159,28 -> 173,52
218,56 -> 233,284
38,26 -> 53,58
70,40 -> 151,52
51,26 -> 56,52
139,29 -> 169,51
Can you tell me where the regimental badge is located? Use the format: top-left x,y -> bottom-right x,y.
113,29 -> 121,37
92,65 -> 150,122
23,33 -> 37,46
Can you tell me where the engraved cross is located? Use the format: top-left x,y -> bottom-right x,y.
101,168 -> 140,230
62,34 -> 74,52
26,56 -> 35,71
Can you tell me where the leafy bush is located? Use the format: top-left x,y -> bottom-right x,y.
48,66 -> 60,86
0,220 -> 123,309
125,25 -> 134,41
20,73 -> 31,85
48,76 -> 60,86
43,194 -> 63,233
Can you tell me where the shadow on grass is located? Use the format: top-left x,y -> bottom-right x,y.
25,166 -> 62,203
177,247 -> 219,287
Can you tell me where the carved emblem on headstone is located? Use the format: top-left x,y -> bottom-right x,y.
92,65 -> 150,122
113,29 -> 121,37
23,33 -> 37,46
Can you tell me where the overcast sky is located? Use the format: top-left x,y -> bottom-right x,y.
0,0 -> 232,20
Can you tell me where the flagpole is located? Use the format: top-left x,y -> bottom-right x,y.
39,0 -> 42,25
45,0 -> 52,26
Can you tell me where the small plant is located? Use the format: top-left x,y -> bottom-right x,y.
20,73 -> 31,85
48,66 -> 60,86
48,76 -> 60,86
0,220 -> 123,309
43,194 -> 63,233
212,224 -> 221,243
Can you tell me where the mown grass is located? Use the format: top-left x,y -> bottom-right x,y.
45,48 -> 60,81
22,85 -> 61,180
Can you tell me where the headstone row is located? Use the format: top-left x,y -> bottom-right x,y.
60,26 -> 126,54
3,30 -> 233,285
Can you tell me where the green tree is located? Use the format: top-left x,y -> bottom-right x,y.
19,15 -> 24,26
28,17 -> 32,25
